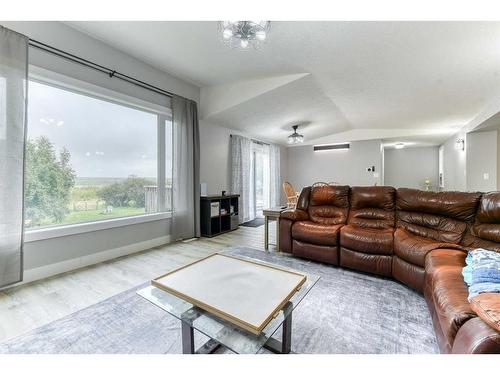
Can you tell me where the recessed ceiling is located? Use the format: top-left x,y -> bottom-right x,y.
66,21 -> 500,145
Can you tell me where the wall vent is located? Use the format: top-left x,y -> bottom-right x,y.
313,143 -> 350,151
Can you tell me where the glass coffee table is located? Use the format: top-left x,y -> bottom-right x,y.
137,253 -> 320,354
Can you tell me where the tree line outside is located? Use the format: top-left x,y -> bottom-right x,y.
24,136 -> 155,228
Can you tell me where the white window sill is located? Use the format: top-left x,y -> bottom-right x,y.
24,212 -> 172,243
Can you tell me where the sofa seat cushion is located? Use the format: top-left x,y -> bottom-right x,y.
470,293 -> 500,333
292,221 -> 342,246
394,228 -> 463,267
340,225 -> 393,255
340,247 -> 392,276
425,250 -> 476,350
293,240 -> 339,265
392,256 -> 425,292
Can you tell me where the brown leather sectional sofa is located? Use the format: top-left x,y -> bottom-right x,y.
279,185 -> 500,353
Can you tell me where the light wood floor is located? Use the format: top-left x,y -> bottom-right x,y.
0,222 -> 278,344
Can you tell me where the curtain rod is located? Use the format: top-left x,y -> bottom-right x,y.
230,134 -> 270,146
28,38 -> 174,99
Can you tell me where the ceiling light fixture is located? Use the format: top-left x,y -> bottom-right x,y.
287,125 -> 304,144
219,21 -> 271,50
395,143 -> 405,149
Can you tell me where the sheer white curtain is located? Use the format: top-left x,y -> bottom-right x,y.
261,143 -> 270,210
0,26 -> 28,288
171,95 -> 200,240
269,143 -> 281,207
230,135 -> 254,223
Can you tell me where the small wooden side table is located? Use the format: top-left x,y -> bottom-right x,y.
263,207 -> 286,252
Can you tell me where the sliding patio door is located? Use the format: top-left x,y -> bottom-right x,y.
231,135 -> 281,223
252,142 -> 270,218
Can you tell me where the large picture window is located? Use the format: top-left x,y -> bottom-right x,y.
25,80 -> 172,230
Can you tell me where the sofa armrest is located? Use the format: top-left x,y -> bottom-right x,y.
279,209 -> 308,254
452,317 -> 500,353
281,208 -> 309,221
279,219 -> 293,253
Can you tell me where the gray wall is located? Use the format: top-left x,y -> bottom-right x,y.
466,130 -> 497,192
1,21 -> 199,104
440,129 -> 498,192
200,121 -> 233,196
441,131 -> 467,191
0,22 -> 200,277
384,147 -> 439,190
199,120 -> 289,203
498,129 -> 500,189
287,139 -> 383,191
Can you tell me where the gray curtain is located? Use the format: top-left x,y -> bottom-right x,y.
171,95 -> 200,240
0,26 -> 28,288
230,135 -> 255,223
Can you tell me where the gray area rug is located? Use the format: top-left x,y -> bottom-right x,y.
0,247 -> 438,354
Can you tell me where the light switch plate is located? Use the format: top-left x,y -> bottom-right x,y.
483,173 -> 490,180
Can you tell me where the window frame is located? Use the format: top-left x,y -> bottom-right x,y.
24,67 -> 173,243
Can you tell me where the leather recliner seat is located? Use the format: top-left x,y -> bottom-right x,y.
282,185 -> 350,265
339,186 -> 396,277
461,191 -> 500,252
425,192 -> 500,353
279,185 -> 500,354
392,188 -> 481,291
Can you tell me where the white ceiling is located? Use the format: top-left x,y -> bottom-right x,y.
66,21 -> 500,146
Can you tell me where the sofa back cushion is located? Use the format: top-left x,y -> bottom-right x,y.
348,186 -> 396,229
474,192 -> 500,242
308,185 -> 349,225
462,192 -> 500,251
296,186 -> 312,211
396,188 -> 481,243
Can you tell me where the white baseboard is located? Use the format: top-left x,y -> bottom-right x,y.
20,235 -> 171,285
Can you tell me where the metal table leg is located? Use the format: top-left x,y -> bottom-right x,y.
263,301 -> 293,354
276,217 -> 280,252
181,302 -> 293,354
281,300 -> 292,353
264,215 -> 269,251
181,319 -> 195,354
181,308 -> 221,354
181,319 -> 221,354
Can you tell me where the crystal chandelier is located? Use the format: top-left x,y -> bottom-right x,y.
287,125 -> 304,144
219,21 -> 271,49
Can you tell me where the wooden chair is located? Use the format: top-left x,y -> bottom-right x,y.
283,181 -> 298,209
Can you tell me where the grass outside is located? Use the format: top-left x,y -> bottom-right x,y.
26,177 -> 164,229
63,206 -> 146,224
35,206 -> 146,228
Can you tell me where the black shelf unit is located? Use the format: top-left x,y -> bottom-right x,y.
200,194 -> 240,237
